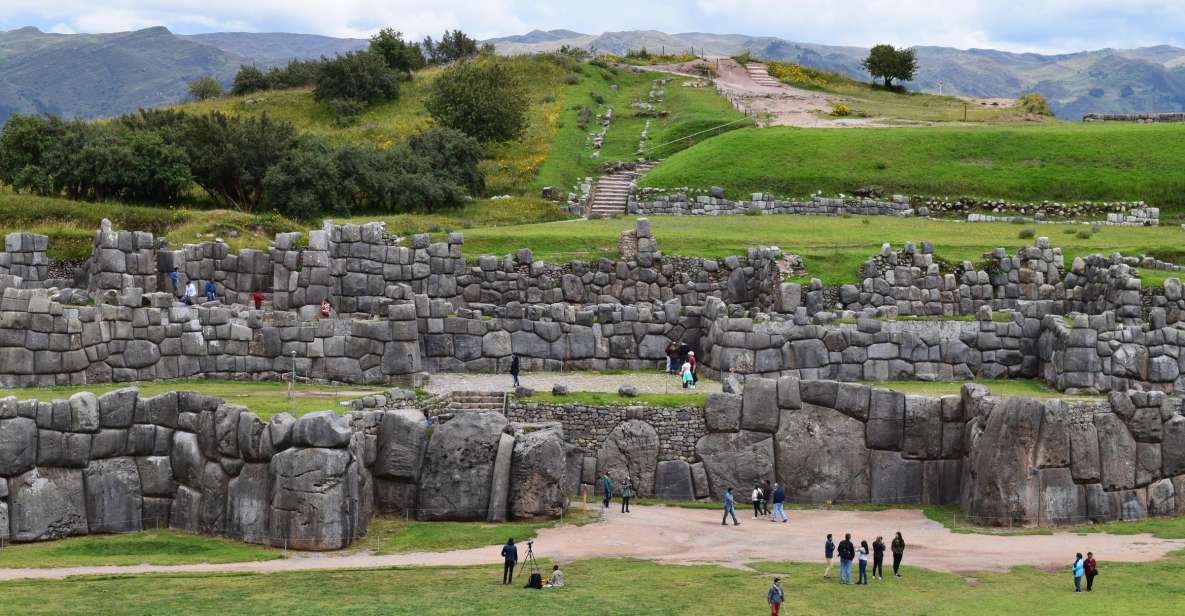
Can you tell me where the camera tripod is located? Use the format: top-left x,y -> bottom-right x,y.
519,540 -> 540,575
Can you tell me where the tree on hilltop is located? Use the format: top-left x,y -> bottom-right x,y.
423,30 -> 491,65
862,44 -> 918,89
313,50 -> 400,107
187,76 -> 224,101
231,65 -> 269,95
369,28 -> 426,75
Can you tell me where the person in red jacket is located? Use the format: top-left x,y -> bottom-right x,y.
1084,552 -> 1098,591
688,351 -> 698,388
252,290 -> 264,310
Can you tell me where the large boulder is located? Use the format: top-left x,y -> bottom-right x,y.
170,431 -> 205,487
775,405 -> 870,503
695,430 -> 775,501
269,447 -> 360,550
1069,420 -> 1101,482
870,450 -> 923,504
228,462 -> 271,544
1096,412 -> 1137,491
200,461 -> 230,535
83,457 -> 143,533
487,433 -> 515,523
1163,415 -> 1185,477
596,419 -> 660,497
1148,478 -> 1176,516
68,392 -> 101,433
373,409 -> 429,479
98,388 -> 138,428
135,456 -> 176,497
417,411 -> 509,521
740,377 -> 779,433
865,389 -> 904,450
1037,467 -> 1085,525
509,426 -> 566,518
704,393 -> 741,433
290,411 -> 352,448
0,417 -> 38,476
961,397 -> 1044,526
901,396 -> 942,460
9,467 -> 88,541
654,460 -> 695,500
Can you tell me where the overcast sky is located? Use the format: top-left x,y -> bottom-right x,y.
4,1 -> 1185,54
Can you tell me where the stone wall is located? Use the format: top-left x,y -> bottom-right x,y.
0,233 -> 50,287
1083,112 -> 1185,123
630,193 -> 915,217
0,388 -> 568,548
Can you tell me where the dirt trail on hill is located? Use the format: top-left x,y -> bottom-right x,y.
639,58 -> 880,128
1,506 -> 1179,581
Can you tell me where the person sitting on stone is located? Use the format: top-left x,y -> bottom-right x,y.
320,298 -> 332,318
544,564 -> 565,588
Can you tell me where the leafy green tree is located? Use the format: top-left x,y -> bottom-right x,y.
425,59 -> 528,143
313,51 -> 400,105
265,59 -> 324,89
1017,93 -> 1054,116
861,44 -> 918,89
0,114 -> 58,194
187,76 -> 224,101
231,65 -> 269,95
180,111 -> 298,211
369,28 -> 425,74
262,137 -> 347,219
403,127 -> 484,195
423,29 -> 481,64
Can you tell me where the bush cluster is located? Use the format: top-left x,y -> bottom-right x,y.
0,111 -> 484,219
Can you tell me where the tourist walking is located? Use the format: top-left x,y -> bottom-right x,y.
620,475 -> 633,513
770,482 -> 788,522
1085,552 -> 1098,591
601,473 -> 613,509
872,536 -> 885,580
721,487 -> 740,526
204,280 -> 216,303
837,533 -> 855,584
762,479 -> 772,516
823,533 -> 835,579
680,358 -> 694,389
252,290 -> 264,309
1073,553 -> 1085,592
891,532 -> 905,577
767,577 -> 785,616
510,354 -> 521,388
857,540 -> 870,585
501,538 -> 518,585
751,484 -> 764,518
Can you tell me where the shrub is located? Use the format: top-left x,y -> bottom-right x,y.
314,51 -> 400,106
265,59 -> 323,89
1017,93 -> 1054,116
262,137 -> 348,220
590,92 -> 605,105
1018,228 -> 1035,239
831,102 -> 852,116
1076,229 -> 1094,239
564,74 -> 581,85
874,160 -> 888,170
231,65 -> 269,96
187,76 -> 224,101
422,30 -> 483,65
426,59 -> 528,143
369,28 -> 425,74
733,51 -> 753,65
181,111 -> 298,211
327,99 -> 366,127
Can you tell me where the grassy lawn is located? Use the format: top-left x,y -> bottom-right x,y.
351,511 -> 597,556
640,123 -> 1185,211
0,379 -> 380,420
455,214 -> 1185,286
0,531 -> 280,568
879,379 -> 1102,400
1,552 -> 1181,614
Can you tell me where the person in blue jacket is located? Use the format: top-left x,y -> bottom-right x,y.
204,280 -> 216,302
1072,552 -> 1085,592
601,472 -> 614,508
501,538 -> 518,585
721,487 -> 740,526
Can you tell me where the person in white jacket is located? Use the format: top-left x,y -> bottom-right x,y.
751,484 -> 764,518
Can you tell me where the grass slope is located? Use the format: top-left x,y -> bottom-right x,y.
2,552 -> 1182,614
456,214 -> 1185,286
0,531 -> 280,568
641,124 -> 1185,210
352,511 -> 596,555
0,379 -> 380,420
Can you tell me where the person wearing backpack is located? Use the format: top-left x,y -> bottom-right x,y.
751,484 -> 764,518
837,533 -> 855,584
601,472 -> 614,509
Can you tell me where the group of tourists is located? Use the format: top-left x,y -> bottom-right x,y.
1072,552 -> 1100,592
750,481 -> 790,523
824,532 -> 906,585
600,472 -> 634,513
664,341 -> 698,389
499,538 -> 565,589
169,268 -> 268,310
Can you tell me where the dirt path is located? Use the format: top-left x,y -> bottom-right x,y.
425,372 -> 720,396
641,58 -> 880,128
1,506 -> 1179,581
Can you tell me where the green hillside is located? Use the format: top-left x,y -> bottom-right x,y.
640,123 -> 1185,210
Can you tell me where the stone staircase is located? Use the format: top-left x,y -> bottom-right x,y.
587,163 -> 655,218
744,62 -> 781,87
446,390 -> 507,414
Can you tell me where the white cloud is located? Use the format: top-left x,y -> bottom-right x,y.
4,0 -> 1185,53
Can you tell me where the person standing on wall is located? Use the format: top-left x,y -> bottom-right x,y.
183,281 -> 196,306
837,533 -> 855,585
767,577 -> 785,616
823,533 -> 835,579
872,535 -> 886,581
1084,552 -> 1098,591
891,532 -> 906,577
510,354 -> 521,388
601,472 -> 614,509
252,290 -> 264,310
620,475 -> 633,513
721,487 -> 740,526
769,482 -> 788,523
500,538 -> 518,585
204,280 -> 216,303
170,268 -> 181,299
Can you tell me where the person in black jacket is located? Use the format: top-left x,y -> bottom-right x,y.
837,533 -> 855,584
872,536 -> 886,580
501,538 -> 518,584
891,531 -> 906,577
510,354 -> 521,388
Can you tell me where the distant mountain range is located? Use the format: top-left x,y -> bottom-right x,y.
2,25 -> 1185,122
490,30 -> 1185,119
0,26 -> 366,122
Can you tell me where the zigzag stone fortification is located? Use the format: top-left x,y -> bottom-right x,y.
0,217 -> 1184,547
